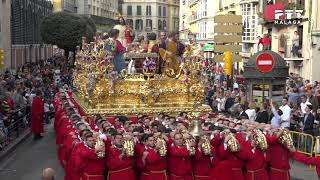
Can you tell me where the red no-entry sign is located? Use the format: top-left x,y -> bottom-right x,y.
256,53 -> 275,73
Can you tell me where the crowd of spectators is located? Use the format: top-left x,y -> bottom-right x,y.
206,73 -> 320,137
0,55 -> 73,150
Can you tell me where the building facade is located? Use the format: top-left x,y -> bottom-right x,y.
53,0 -> 119,19
53,0 -> 77,13
10,0 -> 54,69
215,0 -> 320,81
122,0 -> 179,38
179,0 -> 218,43
0,0 -> 12,69
78,0 -> 118,19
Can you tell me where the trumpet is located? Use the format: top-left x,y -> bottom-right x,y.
123,138 -> 135,157
222,130 -> 240,153
201,135 -> 212,155
252,129 -> 268,151
95,135 -> 105,158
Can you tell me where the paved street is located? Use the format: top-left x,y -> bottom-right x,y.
0,124 -> 64,180
0,123 -> 318,180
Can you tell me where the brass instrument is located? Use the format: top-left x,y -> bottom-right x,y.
252,129 -> 268,151
95,135 -> 105,158
201,135 -> 212,155
279,128 -> 294,149
156,137 -> 167,156
222,130 -> 240,153
123,138 -> 135,157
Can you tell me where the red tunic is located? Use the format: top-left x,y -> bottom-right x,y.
168,144 -> 193,180
268,139 -> 291,180
106,146 -> 136,180
193,147 -> 214,180
31,96 -> 44,134
65,142 -> 84,180
292,151 -> 320,177
75,145 -> 105,180
237,142 -> 269,180
210,139 -> 244,180
140,147 -> 167,180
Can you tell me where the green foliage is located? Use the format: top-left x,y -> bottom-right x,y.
96,24 -> 114,34
40,12 -> 97,53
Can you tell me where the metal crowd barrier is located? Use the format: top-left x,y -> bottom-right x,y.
290,131 -> 316,169
7,106 -> 31,139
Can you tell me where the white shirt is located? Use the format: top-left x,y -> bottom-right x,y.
245,109 -> 256,122
300,101 -> 307,114
279,104 -> 291,128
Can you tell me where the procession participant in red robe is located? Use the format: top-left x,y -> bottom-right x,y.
210,129 -> 244,180
133,126 -> 146,174
31,90 -> 44,139
64,129 -> 91,180
140,134 -> 167,180
61,131 -> 79,169
106,132 -> 136,180
193,137 -> 215,180
268,129 -> 294,180
168,133 -> 193,180
237,136 -> 269,180
292,151 -> 320,178
75,132 -> 105,180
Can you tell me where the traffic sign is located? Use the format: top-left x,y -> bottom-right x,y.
256,53 -> 275,72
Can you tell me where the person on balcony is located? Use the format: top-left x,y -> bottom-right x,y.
292,31 -> 300,57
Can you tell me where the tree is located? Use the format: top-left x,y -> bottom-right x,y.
40,12 -> 96,57
81,16 -> 97,42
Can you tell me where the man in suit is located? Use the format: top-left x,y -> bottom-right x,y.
238,104 -> 249,119
302,102 -> 314,135
302,102 -> 314,153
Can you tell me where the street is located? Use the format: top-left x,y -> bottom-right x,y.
0,123 -> 317,180
0,124 -> 64,180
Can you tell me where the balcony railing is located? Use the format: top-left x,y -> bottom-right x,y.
283,44 -> 303,60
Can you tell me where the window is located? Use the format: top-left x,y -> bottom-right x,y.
127,5 -> 132,15
241,3 -> 258,41
146,19 -> 153,30
158,20 -> 163,30
174,8 -> 178,17
137,5 -> 142,16
158,6 -> 162,17
163,20 -> 167,30
146,5 -> 152,16
163,7 -> 166,17
126,19 -> 134,27
93,6 -> 96,15
135,19 -> 143,31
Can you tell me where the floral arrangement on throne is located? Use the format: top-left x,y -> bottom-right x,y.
142,57 -> 156,74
